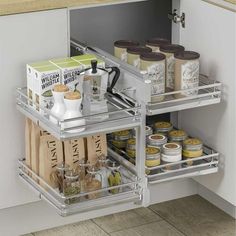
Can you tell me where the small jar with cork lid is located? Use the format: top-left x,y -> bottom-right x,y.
140,52 -> 166,103
160,44 -> 185,91
174,51 -> 200,98
127,46 -> 152,69
145,38 -> 170,52
114,40 -> 139,62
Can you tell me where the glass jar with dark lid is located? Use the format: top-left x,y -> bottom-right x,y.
174,51 -> 200,98
140,52 -> 166,103
114,40 -> 139,62
127,46 -> 152,68
160,44 -> 185,90
145,38 -> 170,52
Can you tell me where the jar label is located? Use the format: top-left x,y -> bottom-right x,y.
147,62 -> 165,95
181,61 -> 199,96
166,55 -> 175,89
121,51 -> 128,62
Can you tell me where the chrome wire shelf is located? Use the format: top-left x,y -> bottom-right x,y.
16,87 -> 141,140
147,75 -> 222,115
18,159 -> 141,217
146,145 -> 219,184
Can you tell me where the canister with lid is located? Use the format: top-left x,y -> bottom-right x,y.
147,134 -> 167,149
146,147 -> 161,167
183,138 -> 203,165
127,46 -> 152,69
114,40 -> 139,62
154,121 -> 173,135
112,130 -> 131,149
160,44 -> 185,90
145,38 -> 170,52
168,129 -> 188,144
140,52 -> 166,102
161,143 -> 182,171
174,51 -> 200,98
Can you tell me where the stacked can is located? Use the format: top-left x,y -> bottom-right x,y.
168,129 -> 188,144
161,143 -> 182,171
112,130 -> 131,149
147,134 -> 167,149
126,138 -> 136,163
146,147 -> 161,167
154,122 -> 173,135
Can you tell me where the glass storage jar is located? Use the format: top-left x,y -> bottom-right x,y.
63,169 -> 81,204
127,46 -> 152,69
126,138 -> 136,163
160,44 -> 185,91
147,134 -> 167,149
140,52 -> 166,103
145,38 -> 170,52
97,155 -> 110,189
112,130 -> 131,149
174,51 -> 200,98
114,40 -> 139,62
78,159 -> 90,193
107,161 -> 122,194
85,166 -> 102,200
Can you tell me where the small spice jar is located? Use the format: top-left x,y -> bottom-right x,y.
132,126 -> 153,140
160,44 -> 185,91
168,129 -> 188,144
112,130 -> 131,149
114,40 -> 139,62
147,134 -> 167,149
140,52 -> 166,103
154,121 -> 173,135
63,169 -> 81,204
183,138 -> 203,165
161,143 -> 182,171
174,51 -> 200,98
146,147 -> 161,167
145,38 -> 170,52
126,138 -> 136,160
107,161 -> 122,194
127,46 -> 152,69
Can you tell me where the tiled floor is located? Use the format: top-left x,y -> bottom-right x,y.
24,195 -> 236,236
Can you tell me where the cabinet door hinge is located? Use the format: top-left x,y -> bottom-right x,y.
168,9 -> 185,28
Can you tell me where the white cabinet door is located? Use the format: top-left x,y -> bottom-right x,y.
177,0 -> 236,206
0,9 -> 69,209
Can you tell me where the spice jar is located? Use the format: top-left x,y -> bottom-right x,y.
85,166 -> 102,200
140,52 -> 166,103
126,138 -> 136,161
112,130 -> 131,149
97,155 -> 110,189
147,134 -> 167,149
161,143 -> 182,171
78,159 -> 90,193
146,147 -> 161,167
107,161 -> 122,194
145,38 -> 170,52
63,169 -> 80,204
50,162 -> 70,192
154,121 -> 173,135
127,46 -> 152,69
114,40 -> 139,62
183,138 -> 203,166
132,126 -> 153,140
174,51 -> 200,98
168,130 -> 188,144
160,44 -> 185,91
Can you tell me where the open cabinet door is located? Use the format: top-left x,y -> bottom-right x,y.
176,0 -> 236,208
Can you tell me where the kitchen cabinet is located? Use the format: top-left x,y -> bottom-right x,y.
0,0 -> 235,235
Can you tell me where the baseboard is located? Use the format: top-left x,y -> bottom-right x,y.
197,184 -> 236,219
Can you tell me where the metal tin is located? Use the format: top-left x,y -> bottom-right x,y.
112,140 -> 127,149
147,134 -> 167,148
113,130 -> 131,141
162,143 -> 182,156
146,147 -> 161,167
168,129 -> 188,142
132,126 -> 153,138
183,138 -> 203,151
126,149 -> 136,159
126,138 -> 136,150
154,122 -> 173,135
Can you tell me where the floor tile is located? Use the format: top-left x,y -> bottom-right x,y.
149,195 -> 236,236
34,220 -> 108,236
93,207 -> 162,233
110,221 -> 184,236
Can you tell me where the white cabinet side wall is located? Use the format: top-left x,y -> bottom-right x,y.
0,9 -> 69,209
178,0 -> 236,205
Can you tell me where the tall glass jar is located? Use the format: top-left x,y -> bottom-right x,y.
63,169 -> 81,204
85,166 -> 102,200
107,161 -> 122,194
97,155 -> 110,189
78,159 -> 90,193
